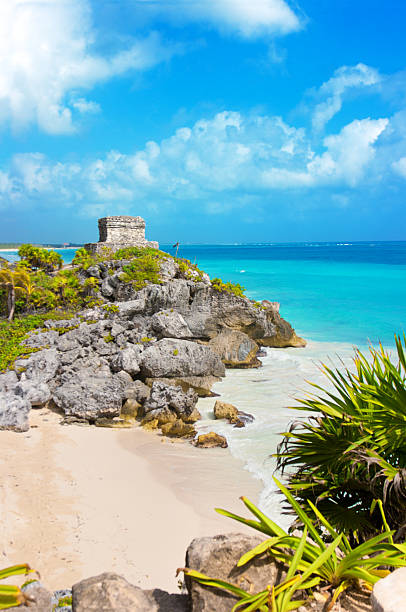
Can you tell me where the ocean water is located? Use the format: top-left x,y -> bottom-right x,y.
2,242 -> 406,519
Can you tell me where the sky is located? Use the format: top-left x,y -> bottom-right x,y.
1,0 -> 406,244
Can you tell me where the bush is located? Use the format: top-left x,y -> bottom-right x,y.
276,335 -> 406,542
211,277 -> 245,298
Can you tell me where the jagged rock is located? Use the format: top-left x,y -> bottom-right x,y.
72,572 -> 158,611
371,567 -> 406,612
20,581 -> 52,610
0,370 -> 18,392
208,329 -> 261,368
150,309 -> 192,339
161,420 -> 196,438
140,339 -> 225,379
193,432 -> 228,448
142,407 -> 177,426
23,329 -> 58,348
14,380 -> 51,407
185,533 -> 285,612
143,381 -> 200,422
145,588 -> 189,612
56,336 -> 80,352
259,303 -> 306,347
114,370 -> 133,387
53,372 -> 122,421
14,348 -> 59,383
142,418 -> 159,431
0,392 -> 30,432
110,344 -> 141,377
145,375 -> 221,397
213,400 -> 239,421
121,398 -> 141,418
123,380 -> 151,404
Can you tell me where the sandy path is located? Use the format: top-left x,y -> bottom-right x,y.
0,408 -> 260,593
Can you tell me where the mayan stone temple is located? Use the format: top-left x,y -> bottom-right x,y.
84,215 -> 159,254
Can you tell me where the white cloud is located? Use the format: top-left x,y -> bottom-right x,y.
136,0 -> 302,38
311,64 -> 381,131
0,0 -> 174,134
392,157 -> 406,178
0,109 -> 391,213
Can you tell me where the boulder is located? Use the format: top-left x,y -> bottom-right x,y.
19,582 -> 52,610
123,380 -> 151,404
208,329 -> 261,368
140,339 -> 225,379
184,533 -> 285,612
142,407 -> 177,426
193,432 -> 228,448
213,401 -> 238,421
145,375 -> 221,397
161,420 -> 196,438
121,398 -> 141,419
110,344 -> 142,377
53,372 -> 123,421
72,572 -> 158,611
150,309 -> 192,339
145,588 -> 189,612
143,381 -> 200,422
371,567 -> 406,612
14,380 -> 51,407
0,392 -> 30,432
0,370 -> 18,393
23,329 -> 59,348
14,348 -> 59,383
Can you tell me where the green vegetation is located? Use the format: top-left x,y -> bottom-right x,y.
276,335 -> 406,542
177,258 -> 205,281
102,303 -> 119,315
0,564 -> 36,609
173,349 -> 179,356
0,311 -> 76,371
103,333 -> 114,343
120,252 -> 161,289
211,277 -> 245,298
18,244 -> 63,272
54,595 -> 72,609
182,477 -> 406,611
141,336 -> 153,343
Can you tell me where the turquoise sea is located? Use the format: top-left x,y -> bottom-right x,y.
2,241 -> 406,517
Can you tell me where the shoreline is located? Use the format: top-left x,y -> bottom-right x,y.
0,408 -> 260,593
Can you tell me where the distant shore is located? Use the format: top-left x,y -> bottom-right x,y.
0,246 -> 80,253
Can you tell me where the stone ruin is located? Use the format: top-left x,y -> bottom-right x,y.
84,216 -> 159,255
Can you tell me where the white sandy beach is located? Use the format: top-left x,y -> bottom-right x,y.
0,408 -> 260,593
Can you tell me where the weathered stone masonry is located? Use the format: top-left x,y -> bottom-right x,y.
85,215 -> 159,254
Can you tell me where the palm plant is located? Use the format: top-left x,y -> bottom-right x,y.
275,335 -> 406,541
0,564 -> 36,609
0,266 -> 34,321
181,478 -> 406,611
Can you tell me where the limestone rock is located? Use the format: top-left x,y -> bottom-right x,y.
142,418 -> 159,431
72,572 -> 158,611
0,370 -> 18,392
0,392 -> 30,432
145,375 -> 221,397
208,329 -> 261,368
20,582 -> 52,611
140,339 -> 225,379
213,400 -> 239,421
123,380 -> 151,404
15,348 -> 59,383
121,398 -> 141,418
161,420 -> 196,438
146,588 -> 189,612
371,567 -> 406,612
185,533 -> 285,612
150,309 -> 192,339
53,372 -> 122,421
193,432 -> 228,448
23,329 -> 59,348
142,407 -> 177,426
143,381 -> 199,422
110,344 -> 141,377
14,380 -> 51,407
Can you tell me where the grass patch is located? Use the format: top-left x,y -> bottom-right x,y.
211,277 -> 245,298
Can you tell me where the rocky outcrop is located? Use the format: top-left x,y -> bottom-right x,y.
184,533 -> 285,612
208,329 -> 260,368
144,381 -> 200,423
0,392 -> 30,432
72,572 -> 158,611
85,215 -> 159,254
213,400 -> 238,421
53,372 -> 123,421
193,432 -> 228,448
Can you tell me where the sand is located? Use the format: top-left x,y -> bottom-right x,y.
0,408 -> 261,593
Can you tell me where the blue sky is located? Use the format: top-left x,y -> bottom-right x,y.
1,0 -> 406,244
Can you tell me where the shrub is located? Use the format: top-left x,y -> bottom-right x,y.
276,334 -> 406,542
120,253 -> 161,289
18,244 -> 63,272
0,564 -> 37,609
211,277 -> 245,298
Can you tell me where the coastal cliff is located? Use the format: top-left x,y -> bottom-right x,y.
0,236 -> 305,434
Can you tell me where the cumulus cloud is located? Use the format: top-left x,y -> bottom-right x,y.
0,0 -> 175,134
134,0 -> 302,38
392,157 -> 406,178
311,64 -> 381,131
0,110 -> 390,213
